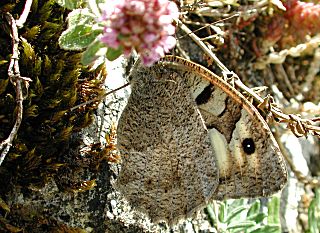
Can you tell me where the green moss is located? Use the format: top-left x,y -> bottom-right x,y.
0,0 -> 106,231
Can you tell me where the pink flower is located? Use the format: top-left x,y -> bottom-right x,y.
100,28 -> 120,48
144,33 -> 158,43
99,0 -> 179,66
127,1 -> 146,14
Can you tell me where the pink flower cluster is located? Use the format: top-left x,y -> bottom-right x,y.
100,0 -> 179,66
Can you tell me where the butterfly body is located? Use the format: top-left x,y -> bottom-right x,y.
116,56 -> 287,225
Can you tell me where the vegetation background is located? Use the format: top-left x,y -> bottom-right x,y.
0,0 -> 319,232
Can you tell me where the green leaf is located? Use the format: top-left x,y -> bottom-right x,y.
224,206 -> 247,224
267,196 -> 280,225
226,220 -> 256,230
247,200 -> 260,217
309,200 -> 317,233
54,0 -> 85,9
106,47 -> 123,61
308,189 -> 320,233
247,213 -> 267,223
245,224 -> 261,233
59,25 -> 102,50
205,204 -> 216,226
81,39 -> 107,65
228,199 -> 246,209
249,224 -> 280,233
67,8 -> 96,27
218,202 -> 226,222
316,188 -> 320,206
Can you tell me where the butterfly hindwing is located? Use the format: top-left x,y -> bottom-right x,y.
160,56 -> 287,200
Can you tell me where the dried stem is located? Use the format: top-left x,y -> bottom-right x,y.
70,83 -> 130,111
177,19 -> 230,72
177,19 -> 320,138
16,0 -> 33,28
0,12 -> 31,166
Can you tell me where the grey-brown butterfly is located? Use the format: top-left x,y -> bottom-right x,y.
116,56 -> 287,225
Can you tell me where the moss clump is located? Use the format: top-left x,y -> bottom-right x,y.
0,0 -> 106,231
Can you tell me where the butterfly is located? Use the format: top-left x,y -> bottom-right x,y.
115,56 -> 287,225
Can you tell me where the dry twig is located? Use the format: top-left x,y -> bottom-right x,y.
70,83 -> 130,111
16,0 -> 33,28
0,8 -> 32,166
177,19 -> 320,138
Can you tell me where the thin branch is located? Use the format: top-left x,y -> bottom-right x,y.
70,83 -> 130,111
178,13 -> 239,39
177,18 -> 230,72
178,19 -> 320,138
16,0 -> 33,28
0,13 -> 31,166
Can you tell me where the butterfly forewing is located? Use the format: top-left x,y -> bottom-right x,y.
116,62 -> 219,224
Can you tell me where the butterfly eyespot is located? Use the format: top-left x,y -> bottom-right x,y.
242,138 -> 255,155
195,84 -> 214,105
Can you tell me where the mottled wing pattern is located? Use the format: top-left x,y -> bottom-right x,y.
116,62 -> 219,225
